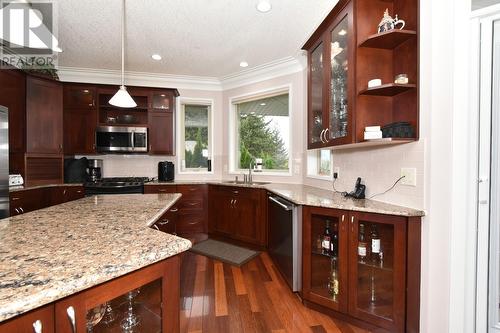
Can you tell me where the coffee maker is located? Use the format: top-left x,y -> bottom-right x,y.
87,159 -> 103,182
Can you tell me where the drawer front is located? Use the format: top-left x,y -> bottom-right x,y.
177,184 -> 207,200
178,198 -> 204,212
177,212 -> 206,233
155,214 -> 177,234
144,185 -> 177,194
64,186 -> 85,202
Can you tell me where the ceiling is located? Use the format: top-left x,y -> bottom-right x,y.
472,0 -> 500,10
54,0 -> 338,78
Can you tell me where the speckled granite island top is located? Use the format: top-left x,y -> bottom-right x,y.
0,194 -> 192,323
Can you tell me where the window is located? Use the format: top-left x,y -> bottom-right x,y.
307,149 -> 332,178
179,102 -> 212,173
231,92 -> 290,173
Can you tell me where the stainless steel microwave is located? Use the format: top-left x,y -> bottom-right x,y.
96,126 -> 148,153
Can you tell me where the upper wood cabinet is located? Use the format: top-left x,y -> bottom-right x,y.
149,111 -> 174,155
63,85 -> 98,154
306,1 -> 355,149
303,0 -> 419,149
0,69 -> 25,153
26,77 -> 63,154
150,90 -> 175,112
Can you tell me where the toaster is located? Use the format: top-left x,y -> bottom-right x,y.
9,174 -> 24,186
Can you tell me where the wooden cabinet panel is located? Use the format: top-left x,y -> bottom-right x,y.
0,304 -> 54,333
26,77 -> 63,154
154,207 -> 178,234
63,85 -> 96,109
144,185 -> 177,194
10,188 -> 49,216
233,195 -> 260,244
150,90 -> 174,112
0,69 -> 25,153
63,186 -> 85,202
64,109 -> 97,154
148,111 -> 174,155
25,155 -> 63,187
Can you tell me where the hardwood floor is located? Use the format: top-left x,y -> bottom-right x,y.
179,234 -> 371,333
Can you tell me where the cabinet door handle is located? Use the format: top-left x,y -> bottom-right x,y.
14,208 -> 19,214
341,214 -> 345,222
230,199 -> 234,208
76,190 -> 82,194
66,306 -> 76,333
351,215 -> 355,232
158,219 -> 170,225
158,189 -> 168,193
234,199 -> 237,208
324,128 -> 330,142
187,202 -> 198,206
153,224 -> 160,231
63,189 -> 67,196
19,207 -> 24,213
319,129 -> 325,143
233,190 -> 239,194
32,319 -> 42,333
170,208 -> 178,212
11,197 -> 20,201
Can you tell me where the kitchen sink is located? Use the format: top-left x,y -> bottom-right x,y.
222,180 -> 270,186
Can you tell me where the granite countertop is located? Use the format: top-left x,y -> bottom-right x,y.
0,193 -> 191,323
9,183 -> 83,193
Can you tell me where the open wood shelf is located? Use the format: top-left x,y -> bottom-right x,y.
331,137 -> 416,150
312,249 -> 338,260
359,83 -> 416,97
359,30 -> 417,49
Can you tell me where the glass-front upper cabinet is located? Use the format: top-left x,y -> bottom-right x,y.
349,212 -> 406,332
308,41 -> 325,147
328,15 -> 350,143
303,207 -> 348,312
150,91 -> 174,112
305,1 -> 354,149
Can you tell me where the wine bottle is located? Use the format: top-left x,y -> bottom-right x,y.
328,258 -> 339,301
322,220 -> 332,255
370,224 -> 381,264
331,223 -> 339,258
358,223 -> 367,263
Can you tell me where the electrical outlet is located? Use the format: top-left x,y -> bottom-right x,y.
333,167 -> 340,178
400,168 -> 417,186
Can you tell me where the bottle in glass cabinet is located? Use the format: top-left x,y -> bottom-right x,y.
370,224 -> 381,264
358,223 -> 367,263
331,223 -> 339,257
322,220 -> 332,255
328,258 -> 339,301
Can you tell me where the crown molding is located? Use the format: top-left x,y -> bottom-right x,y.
220,56 -> 305,90
57,56 -> 305,92
57,67 -> 223,91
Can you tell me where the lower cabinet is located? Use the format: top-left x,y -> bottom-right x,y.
10,186 -> 85,216
0,304 -> 54,333
152,206 -> 178,235
302,206 -> 421,333
0,256 -> 180,333
208,185 -> 267,247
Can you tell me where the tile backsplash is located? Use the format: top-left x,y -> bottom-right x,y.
75,155 -> 175,178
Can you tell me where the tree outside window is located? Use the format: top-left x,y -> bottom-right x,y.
182,104 -> 210,171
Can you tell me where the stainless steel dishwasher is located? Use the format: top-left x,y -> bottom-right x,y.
267,194 -> 302,292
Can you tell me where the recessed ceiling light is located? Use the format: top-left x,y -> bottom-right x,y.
256,1 -> 272,13
260,103 -> 266,106
151,54 -> 162,61
240,61 -> 249,68
338,29 -> 347,36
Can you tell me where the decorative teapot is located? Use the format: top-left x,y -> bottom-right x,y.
378,8 -> 405,33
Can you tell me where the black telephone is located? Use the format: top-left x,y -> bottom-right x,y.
344,177 -> 366,199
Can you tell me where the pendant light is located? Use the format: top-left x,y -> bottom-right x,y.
109,0 -> 136,108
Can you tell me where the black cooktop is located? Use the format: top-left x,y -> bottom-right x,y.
85,177 -> 151,195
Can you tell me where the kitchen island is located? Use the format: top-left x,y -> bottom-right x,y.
0,193 -> 191,331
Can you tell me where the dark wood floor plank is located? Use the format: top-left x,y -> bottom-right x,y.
214,261 -> 228,316
231,266 -> 247,295
223,263 -> 244,333
201,257 -> 217,333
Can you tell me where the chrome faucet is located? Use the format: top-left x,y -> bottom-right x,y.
248,162 -> 253,184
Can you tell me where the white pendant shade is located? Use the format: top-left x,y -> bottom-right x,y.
109,85 -> 137,108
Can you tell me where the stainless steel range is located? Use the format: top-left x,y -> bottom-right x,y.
85,177 -> 150,195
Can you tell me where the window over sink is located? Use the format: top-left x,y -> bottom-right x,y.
179,100 -> 213,173
229,89 -> 291,175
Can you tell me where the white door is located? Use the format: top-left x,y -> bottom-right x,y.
478,11 -> 500,333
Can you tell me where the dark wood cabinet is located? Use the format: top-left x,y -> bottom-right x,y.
302,206 -> 421,332
63,85 -> 98,154
0,304 -> 54,333
26,77 -> 63,154
143,185 -> 177,194
303,0 -> 419,149
150,90 -> 174,112
208,185 -> 267,247
10,186 -> 84,216
148,111 -> 174,155
0,69 -> 25,154
153,206 -> 178,235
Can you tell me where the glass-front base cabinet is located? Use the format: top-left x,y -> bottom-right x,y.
302,207 -> 421,333
55,257 -> 180,333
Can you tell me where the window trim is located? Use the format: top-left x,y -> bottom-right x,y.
228,84 -> 293,176
177,97 -> 215,175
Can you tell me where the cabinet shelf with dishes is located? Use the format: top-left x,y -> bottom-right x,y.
303,0 -> 419,149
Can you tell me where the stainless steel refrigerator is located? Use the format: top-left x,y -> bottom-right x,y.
0,105 -> 9,218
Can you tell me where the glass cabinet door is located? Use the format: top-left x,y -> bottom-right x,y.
150,92 -> 173,111
328,15 -> 349,142
86,279 -> 162,332
304,208 -> 348,312
349,213 -> 406,332
64,86 -> 96,109
309,42 -> 325,147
